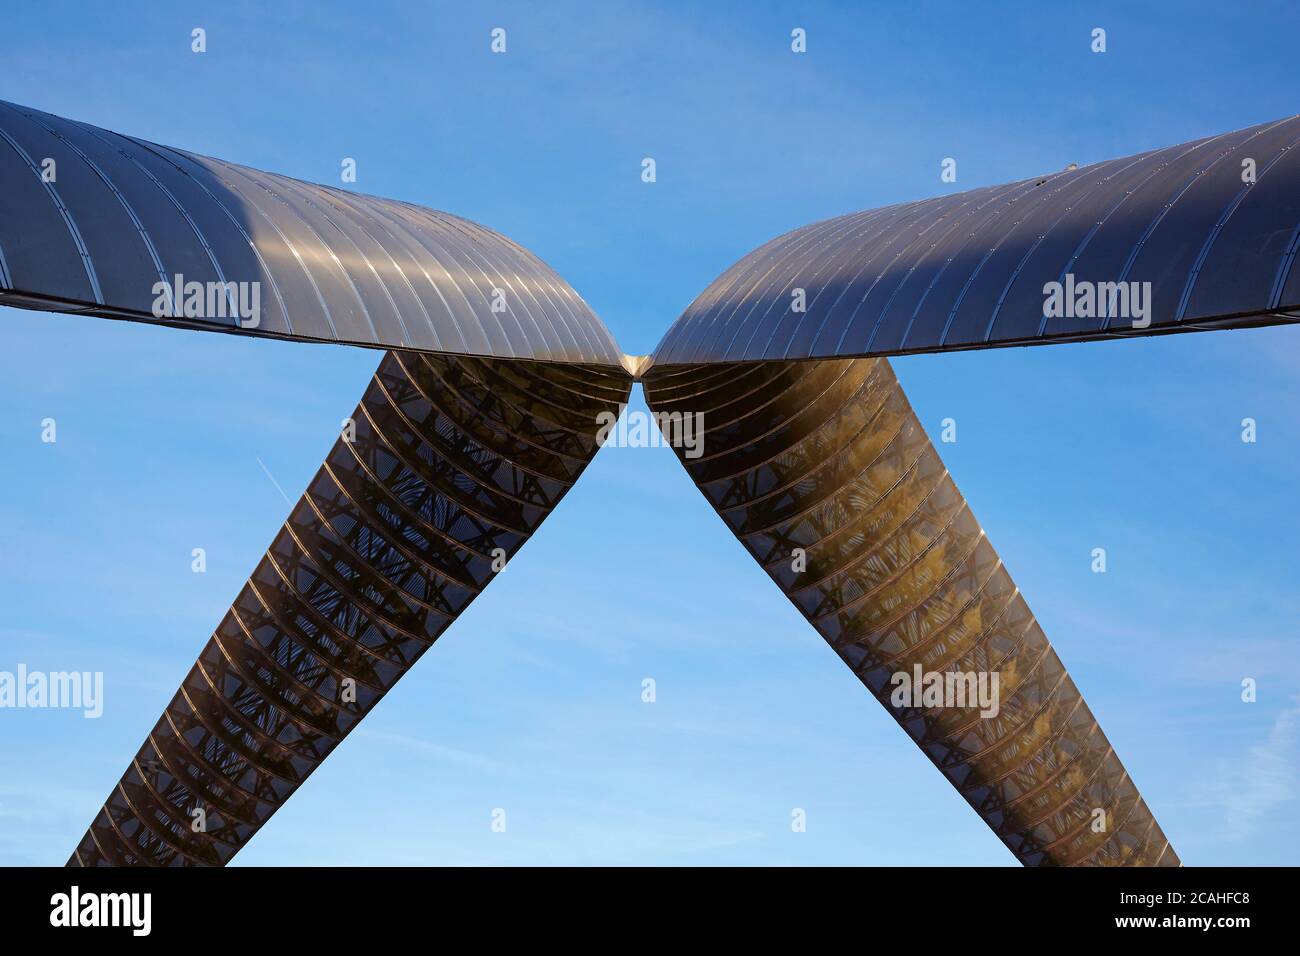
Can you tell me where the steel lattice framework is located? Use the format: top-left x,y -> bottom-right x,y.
69,353 -> 628,865
643,359 -> 1174,865
3,99 -> 1296,865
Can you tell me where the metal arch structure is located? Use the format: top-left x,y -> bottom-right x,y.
653,114 -> 1300,365
2,102 -> 1296,866
70,352 -> 629,865
0,99 -> 631,866
642,359 -> 1174,866
0,99 -> 622,365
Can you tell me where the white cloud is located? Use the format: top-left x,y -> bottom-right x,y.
1220,695 -> 1300,840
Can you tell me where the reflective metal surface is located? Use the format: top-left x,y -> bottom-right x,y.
644,358 -> 1179,866
68,352 -> 630,865
0,100 -> 623,365
0,98 -> 1249,866
653,115 -> 1300,365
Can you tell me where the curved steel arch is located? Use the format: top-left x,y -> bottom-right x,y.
0,99 -> 630,865
69,352 -> 630,865
652,114 -> 1300,366
0,99 -> 623,365
643,358 -> 1177,866
10,97 -> 1290,865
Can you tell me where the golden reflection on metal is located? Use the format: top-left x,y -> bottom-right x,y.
644,357 -> 1178,867
68,352 -> 630,866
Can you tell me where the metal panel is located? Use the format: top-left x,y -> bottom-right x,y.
644,358 -> 1179,866
690,206 -> 905,364
1185,130 -> 1300,319
1128,118 -> 1300,329
775,198 -> 958,360
41,111 -> 223,294
894,177 -> 1055,351
0,120 -> 95,302
653,115 -> 1300,364
0,102 -> 159,312
991,150 -> 1168,341
101,129 -> 295,337
1039,135 -> 1227,337
855,180 -> 1040,355
942,165 -> 1111,347
0,99 -> 623,365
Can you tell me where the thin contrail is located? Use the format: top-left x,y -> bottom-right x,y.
255,456 -> 292,505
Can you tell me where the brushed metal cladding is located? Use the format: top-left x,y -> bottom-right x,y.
68,352 -> 630,866
643,358 -> 1178,866
0,99 -> 623,365
653,115 -> 1300,365
2,90 -> 1227,865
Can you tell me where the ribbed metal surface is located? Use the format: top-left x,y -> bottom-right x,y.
68,352 -> 629,866
644,358 -> 1178,866
6,92 -> 1225,866
654,114 -> 1300,364
0,99 -> 623,365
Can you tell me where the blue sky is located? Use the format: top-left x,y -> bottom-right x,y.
1,0 -> 1298,865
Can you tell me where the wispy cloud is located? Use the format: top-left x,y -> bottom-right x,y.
354,729 -> 510,773
0,781 -> 102,866
1216,696 -> 1300,840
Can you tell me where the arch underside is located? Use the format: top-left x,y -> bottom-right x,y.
71,352 -> 1181,866
644,358 -> 1178,866
69,352 -> 630,865
0,96 -> 1217,865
